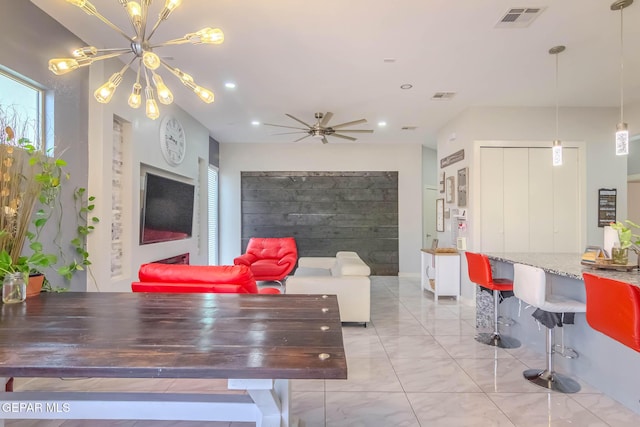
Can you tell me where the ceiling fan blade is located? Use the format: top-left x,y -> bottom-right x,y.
285,114 -> 313,129
332,133 -> 357,141
263,123 -> 308,130
322,136 -> 329,144
271,131 -> 309,135
319,112 -> 333,127
294,134 -> 312,142
331,118 -> 367,129
334,129 -> 374,133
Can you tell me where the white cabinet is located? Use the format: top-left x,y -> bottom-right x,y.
421,249 -> 460,301
479,146 -> 581,253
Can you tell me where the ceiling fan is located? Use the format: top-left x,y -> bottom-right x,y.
264,112 -> 374,144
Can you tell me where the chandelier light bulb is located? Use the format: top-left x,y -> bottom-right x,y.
48,58 -> 79,75
152,73 -> 174,105
66,0 -> 97,15
126,1 -> 143,28
142,51 -> 161,70
194,86 -> 214,103
94,72 -> 124,104
189,27 -> 224,45
616,122 -> 629,156
72,46 -> 98,58
128,82 -> 142,108
144,86 -> 160,120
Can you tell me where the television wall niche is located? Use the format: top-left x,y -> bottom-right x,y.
240,171 -> 398,275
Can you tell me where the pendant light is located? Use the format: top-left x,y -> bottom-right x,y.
612,0 -> 633,155
549,45 -> 565,166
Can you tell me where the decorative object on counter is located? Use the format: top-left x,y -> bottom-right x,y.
581,246 -> 608,264
2,272 -> 26,304
608,220 -> 640,267
597,188 -> 617,227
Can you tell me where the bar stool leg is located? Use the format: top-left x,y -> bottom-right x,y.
475,290 -> 521,349
523,327 -> 581,393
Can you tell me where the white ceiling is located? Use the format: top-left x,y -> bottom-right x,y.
31,0 -> 640,148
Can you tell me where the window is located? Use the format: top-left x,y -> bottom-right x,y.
208,166 -> 219,265
0,69 -> 45,150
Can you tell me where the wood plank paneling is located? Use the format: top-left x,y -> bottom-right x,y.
240,172 -> 399,275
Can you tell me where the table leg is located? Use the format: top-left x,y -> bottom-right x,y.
228,378 -> 295,427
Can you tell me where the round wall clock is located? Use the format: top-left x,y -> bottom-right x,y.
159,116 -> 186,166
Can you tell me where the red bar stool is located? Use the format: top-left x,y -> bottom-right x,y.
513,263 -> 585,393
583,273 -> 640,352
465,252 -> 520,348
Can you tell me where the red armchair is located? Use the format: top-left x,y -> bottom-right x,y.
131,263 -> 280,294
233,237 -> 298,283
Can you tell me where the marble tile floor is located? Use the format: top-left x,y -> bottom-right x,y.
7,276 -> 640,427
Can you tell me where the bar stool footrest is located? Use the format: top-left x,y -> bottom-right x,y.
497,315 -> 516,327
475,332 -> 521,349
523,368 -> 581,393
554,345 -> 579,359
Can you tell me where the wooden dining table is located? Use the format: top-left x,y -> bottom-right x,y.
0,292 -> 347,427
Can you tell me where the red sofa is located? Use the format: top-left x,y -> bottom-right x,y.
131,263 -> 280,294
233,237 -> 298,283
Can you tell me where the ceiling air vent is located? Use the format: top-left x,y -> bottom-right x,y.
401,126 -> 417,131
431,92 -> 456,100
495,7 -> 545,28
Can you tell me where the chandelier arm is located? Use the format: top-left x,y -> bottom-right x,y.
140,0 -> 151,41
146,17 -> 165,41
90,10 -> 135,43
151,38 -> 190,48
90,51 -> 132,63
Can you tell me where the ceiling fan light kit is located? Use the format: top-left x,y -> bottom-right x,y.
48,0 -> 224,120
264,112 -> 374,144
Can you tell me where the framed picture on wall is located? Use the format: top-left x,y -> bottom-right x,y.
439,172 -> 445,193
445,176 -> 455,204
457,167 -> 468,207
436,198 -> 444,232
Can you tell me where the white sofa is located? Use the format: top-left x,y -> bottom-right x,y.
286,251 -> 371,324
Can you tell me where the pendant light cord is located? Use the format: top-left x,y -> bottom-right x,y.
555,52 -> 559,139
620,7 -> 625,122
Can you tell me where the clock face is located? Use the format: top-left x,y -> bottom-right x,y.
160,116 -> 186,166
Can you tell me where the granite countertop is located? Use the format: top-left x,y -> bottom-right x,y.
484,252 -> 640,287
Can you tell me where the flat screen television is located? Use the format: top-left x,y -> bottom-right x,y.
140,172 -> 195,245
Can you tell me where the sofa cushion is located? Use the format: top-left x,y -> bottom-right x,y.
137,263 -> 259,293
294,267 -> 332,277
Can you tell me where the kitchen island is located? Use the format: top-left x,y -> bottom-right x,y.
484,253 -> 640,414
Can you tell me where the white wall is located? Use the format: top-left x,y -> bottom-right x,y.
219,143 -> 423,276
437,106 -> 631,300
86,61 -> 211,292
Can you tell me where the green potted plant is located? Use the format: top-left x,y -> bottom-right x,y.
608,220 -> 640,265
0,106 -> 98,296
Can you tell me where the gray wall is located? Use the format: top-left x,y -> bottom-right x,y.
1,1 -> 89,290
240,171 -> 399,275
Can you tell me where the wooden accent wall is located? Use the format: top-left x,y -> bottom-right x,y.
240,171 -> 398,275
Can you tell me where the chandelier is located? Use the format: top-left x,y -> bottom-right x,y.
48,0 -> 224,120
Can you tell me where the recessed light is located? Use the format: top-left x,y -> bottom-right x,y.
378,121 -> 387,127
383,58 -> 396,63
225,82 -> 236,89
400,84 -> 413,90
251,121 -> 260,126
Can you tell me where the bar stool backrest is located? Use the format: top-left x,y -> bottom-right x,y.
465,251 -> 493,287
513,263 -> 547,308
583,273 -> 640,352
